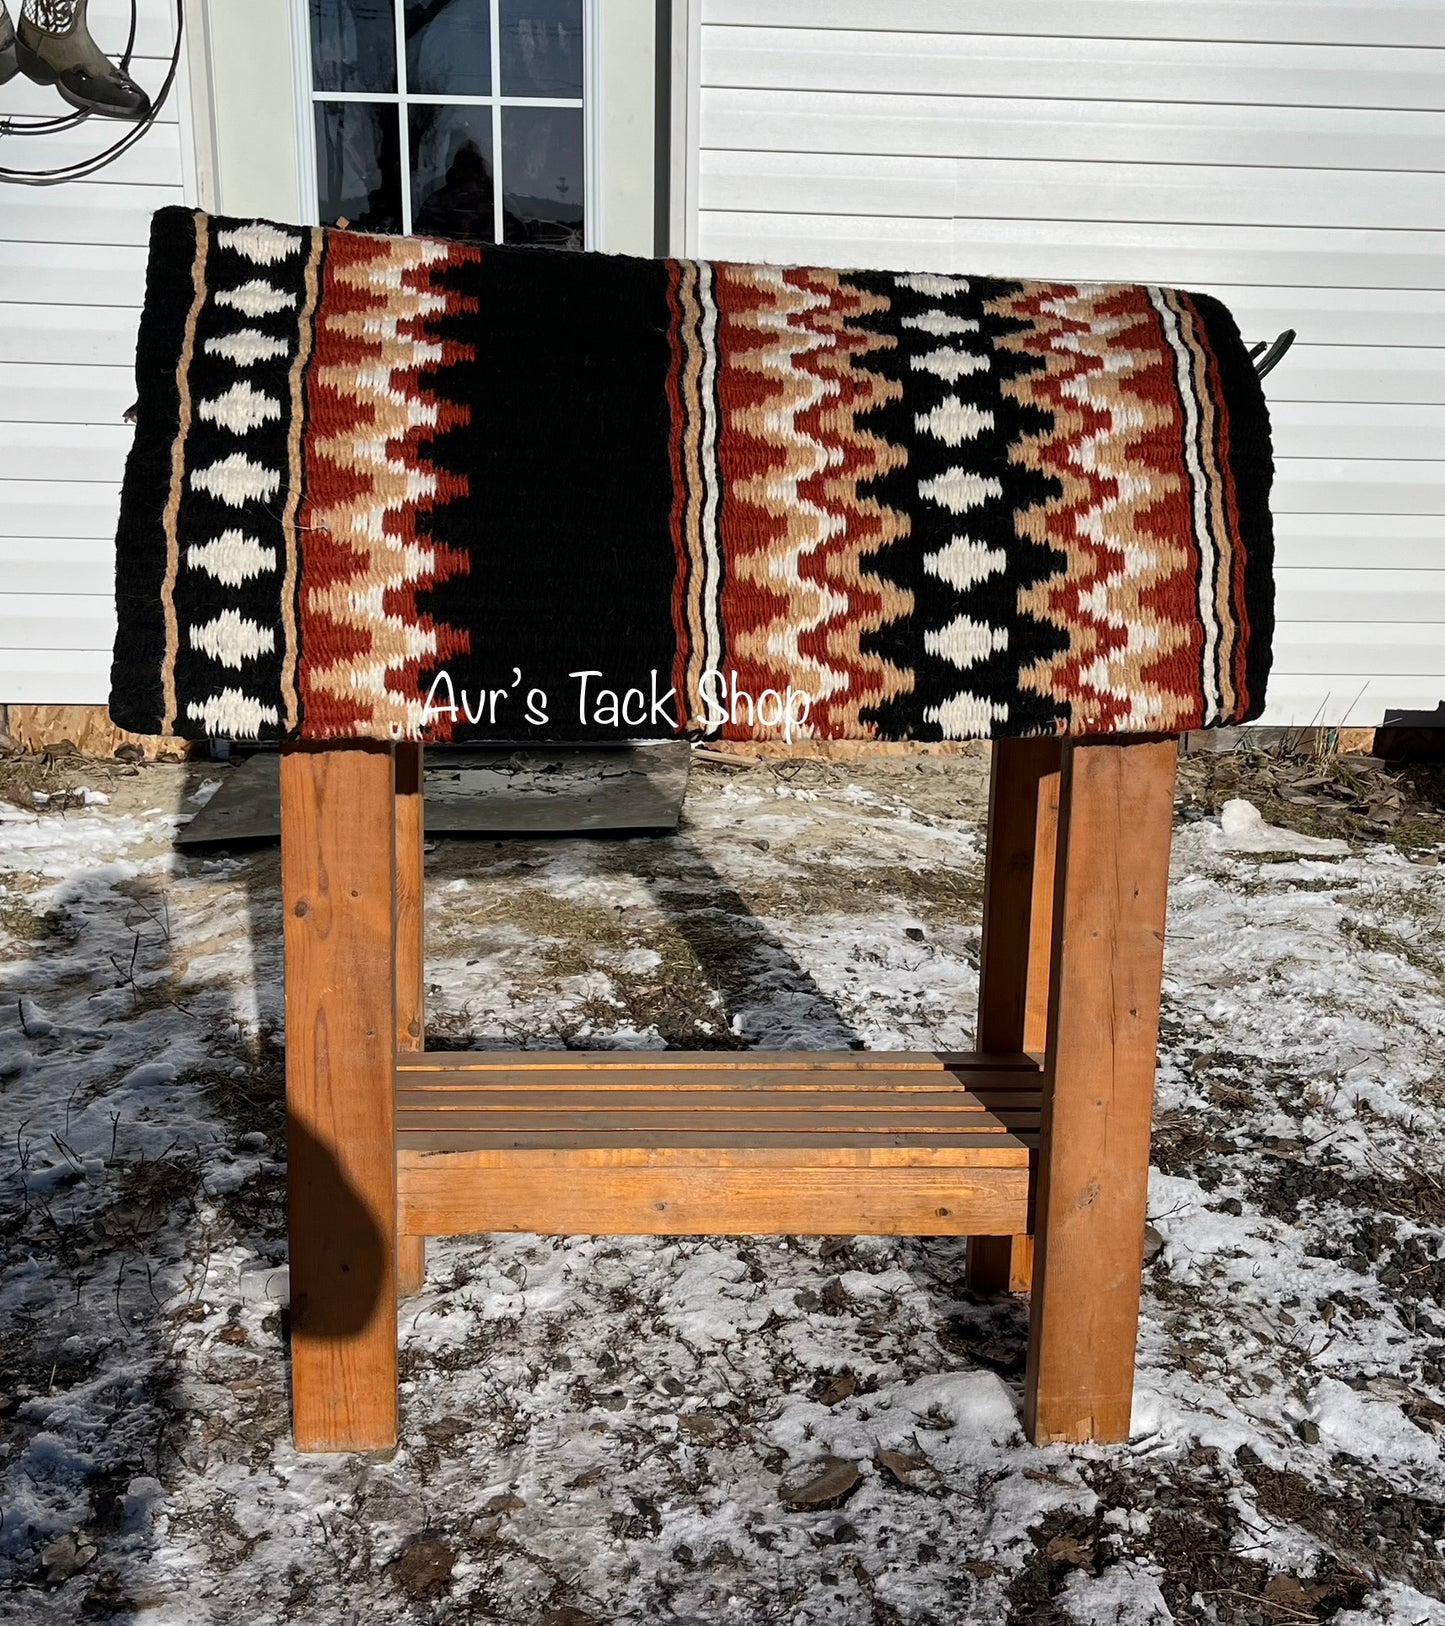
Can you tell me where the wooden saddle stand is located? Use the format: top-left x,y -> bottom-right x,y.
280,730 -> 1178,1454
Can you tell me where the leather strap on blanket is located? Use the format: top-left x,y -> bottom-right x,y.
110,208 -> 1273,745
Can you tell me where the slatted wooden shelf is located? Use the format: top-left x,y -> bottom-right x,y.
394,1051 -> 1040,1238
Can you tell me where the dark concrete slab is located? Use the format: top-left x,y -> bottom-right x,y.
175,744 -> 692,846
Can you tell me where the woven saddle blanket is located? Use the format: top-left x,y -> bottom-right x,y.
110,208 -> 1273,745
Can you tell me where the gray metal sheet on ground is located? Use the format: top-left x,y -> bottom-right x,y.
176,745 -> 692,846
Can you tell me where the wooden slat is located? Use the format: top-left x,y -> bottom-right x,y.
398,1131 -> 1029,1155
966,1233 -> 1036,1295
394,743 -> 426,1298
398,1163 -> 1030,1238
399,1049 -> 1039,1073
398,1115 -> 1016,1138
394,744 -> 425,1055
397,1143 -> 1028,1169
281,744 -> 397,1453
400,1124 -> 1041,1150
971,739 -> 1058,1293
397,1075 -> 1035,1100
977,738 -> 1061,1055
1025,736 -> 1177,1447
399,1088 -> 1011,1111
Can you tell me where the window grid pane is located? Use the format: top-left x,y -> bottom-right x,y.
309,0 -> 585,248
406,0 -> 492,98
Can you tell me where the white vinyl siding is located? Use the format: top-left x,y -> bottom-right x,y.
692,0 -> 1445,729
0,0 -> 187,704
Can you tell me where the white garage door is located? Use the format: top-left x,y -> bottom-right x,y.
688,0 -> 1445,729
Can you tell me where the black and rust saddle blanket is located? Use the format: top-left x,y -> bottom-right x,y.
109,208 -> 1273,745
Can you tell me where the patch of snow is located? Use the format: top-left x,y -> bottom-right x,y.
1204,797 -> 1350,855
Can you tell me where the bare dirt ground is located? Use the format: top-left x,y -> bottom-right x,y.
0,743 -> 1443,1626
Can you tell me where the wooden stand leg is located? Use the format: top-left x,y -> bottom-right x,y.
394,743 -> 427,1298
282,743 -> 399,1452
1024,736 -> 1177,1445
968,739 -> 1061,1293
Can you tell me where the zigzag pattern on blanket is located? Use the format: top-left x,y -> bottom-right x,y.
110,208 -> 1273,745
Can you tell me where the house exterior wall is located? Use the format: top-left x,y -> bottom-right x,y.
688,0 -> 1445,729
2,2 -> 1442,731
0,0 -> 189,705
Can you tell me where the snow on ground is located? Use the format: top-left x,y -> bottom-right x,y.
0,748 -> 1443,1625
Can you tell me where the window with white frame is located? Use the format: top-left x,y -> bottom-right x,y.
301,0 -> 587,246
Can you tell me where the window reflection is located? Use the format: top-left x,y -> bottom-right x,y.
502,104 -> 583,248
316,101 -> 403,233
311,0 -> 397,94
405,0 -> 491,98
411,106 -> 496,242
499,0 -> 583,99
310,0 -> 585,247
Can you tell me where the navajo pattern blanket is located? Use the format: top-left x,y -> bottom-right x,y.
110,208 -> 1273,745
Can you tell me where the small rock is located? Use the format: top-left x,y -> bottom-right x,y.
904,926 -> 926,942
41,1531 -> 97,1585
1141,1224 -> 1165,1264
1264,1574 -> 1331,1610
1045,1532 -> 1094,1568
421,1415 -> 470,1449
1218,1197 -> 1244,1217
875,1447 -> 932,1489
780,1455 -> 862,1510
816,1370 -> 856,1407
1294,1418 -> 1321,1445
480,1492 -> 525,1517
238,1262 -> 289,1306
678,1412 -> 722,1440
391,1537 -> 455,1601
